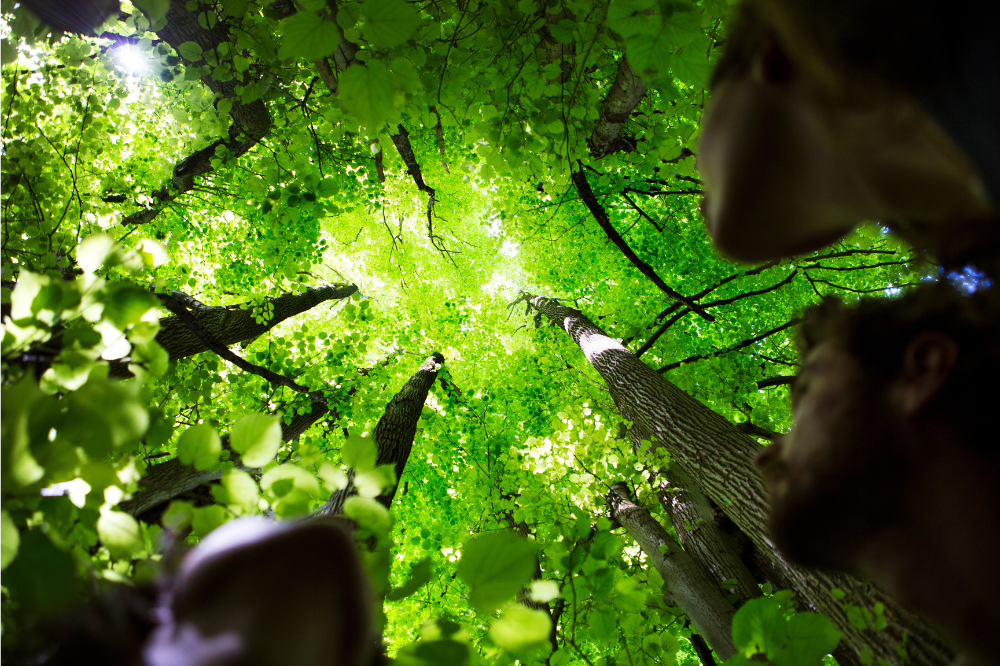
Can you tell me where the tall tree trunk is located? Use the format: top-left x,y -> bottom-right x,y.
122,397 -> 328,518
110,284 -> 357,377
319,353 -> 444,516
588,58 -> 647,158
618,423 -> 760,608
608,482 -> 737,660
521,293 -> 954,665
656,467 -> 760,606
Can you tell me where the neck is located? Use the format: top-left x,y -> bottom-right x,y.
856,425 -> 1000,665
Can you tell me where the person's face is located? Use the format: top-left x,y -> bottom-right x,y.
698,65 -> 866,263
698,42 -> 991,264
755,341 -> 909,570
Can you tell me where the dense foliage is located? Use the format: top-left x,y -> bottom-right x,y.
2,1 -> 927,664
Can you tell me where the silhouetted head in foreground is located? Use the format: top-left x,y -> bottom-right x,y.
40,517 -> 374,666
699,0 -> 1000,272
755,284 -> 1000,665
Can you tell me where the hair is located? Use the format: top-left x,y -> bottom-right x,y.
798,283 -> 1000,453
710,0 -> 999,96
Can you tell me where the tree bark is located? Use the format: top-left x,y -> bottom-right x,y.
522,293 -> 954,665
110,284 -> 357,377
607,482 -> 737,660
121,397 -> 329,518
655,467 -> 761,607
319,353 -> 444,516
156,0 -> 272,192
588,58 -> 647,158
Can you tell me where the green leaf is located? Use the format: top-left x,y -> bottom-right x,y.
549,19 -> 575,44
626,32 -> 673,82
278,11 -> 342,61
354,463 -> 396,497
731,596 -> 787,659
0,530 -> 79,611
162,500 -> 194,532
1,510 -> 20,570
671,42 -> 711,88
76,233 -> 118,274
1,378 -> 46,488
230,413 -> 282,467
337,2 -> 363,30
133,0 -> 169,29
176,423 -> 221,471
219,0 -> 249,17
98,509 -> 144,559
191,504 -> 230,537
215,470 -> 259,512
489,605 -> 552,652
456,531 -> 537,613
343,495 -> 393,535
528,579 -> 560,603
104,283 -> 160,329
341,433 -> 378,472
361,0 -> 419,48
1,38 -> 17,65
339,59 -> 396,130
771,613 -> 842,666
607,0 -> 659,39
177,40 -> 204,62
387,557 -> 433,600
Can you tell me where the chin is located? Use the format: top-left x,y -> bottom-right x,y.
767,492 -> 862,572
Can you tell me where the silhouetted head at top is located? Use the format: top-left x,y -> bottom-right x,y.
699,0 -> 1000,272
755,284 -> 1000,665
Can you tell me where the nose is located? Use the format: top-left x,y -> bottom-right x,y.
754,436 -> 784,469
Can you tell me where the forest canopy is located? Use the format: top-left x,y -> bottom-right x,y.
0,1 -> 951,665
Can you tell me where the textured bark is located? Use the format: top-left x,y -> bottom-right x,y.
110,284 -> 357,377
121,398 -> 329,517
655,467 -> 760,606
157,0 -> 272,192
588,58 -> 647,158
319,353 -> 444,516
608,482 -> 737,660
120,0 -> 273,225
524,293 -> 955,666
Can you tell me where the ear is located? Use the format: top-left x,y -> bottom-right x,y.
893,332 -> 959,416
751,38 -> 794,85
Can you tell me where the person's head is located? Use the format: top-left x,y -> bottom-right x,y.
755,283 -> 1000,571
698,0 -> 997,265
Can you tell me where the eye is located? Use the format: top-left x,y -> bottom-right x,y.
790,379 -> 808,410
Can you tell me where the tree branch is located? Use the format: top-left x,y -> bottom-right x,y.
570,169 -> 713,321
658,318 -> 802,373
155,293 -> 314,395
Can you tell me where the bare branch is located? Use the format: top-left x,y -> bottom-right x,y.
570,168 -> 713,321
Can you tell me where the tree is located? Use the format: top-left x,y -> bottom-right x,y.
1,2 -> 956,665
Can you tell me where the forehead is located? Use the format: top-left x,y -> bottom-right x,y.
799,340 -> 862,379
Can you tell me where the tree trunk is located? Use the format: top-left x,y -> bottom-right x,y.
319,353 -> 444,516
656,467 -> 760,607
110,284 -> 357,377
523,293 -> 954,665
608,482 -> 737,660
588,58 -> 646,158
156,0 -> 272,192
122,397 -> 329,518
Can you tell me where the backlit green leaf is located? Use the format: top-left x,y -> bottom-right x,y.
97,509 -> 144,559
361,0 -> 419,48
278,11 -> 342,61
339,59 -> 396,130
176,424 -> 221,471
457,531 -> 537,613
230,413 -> 282,468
